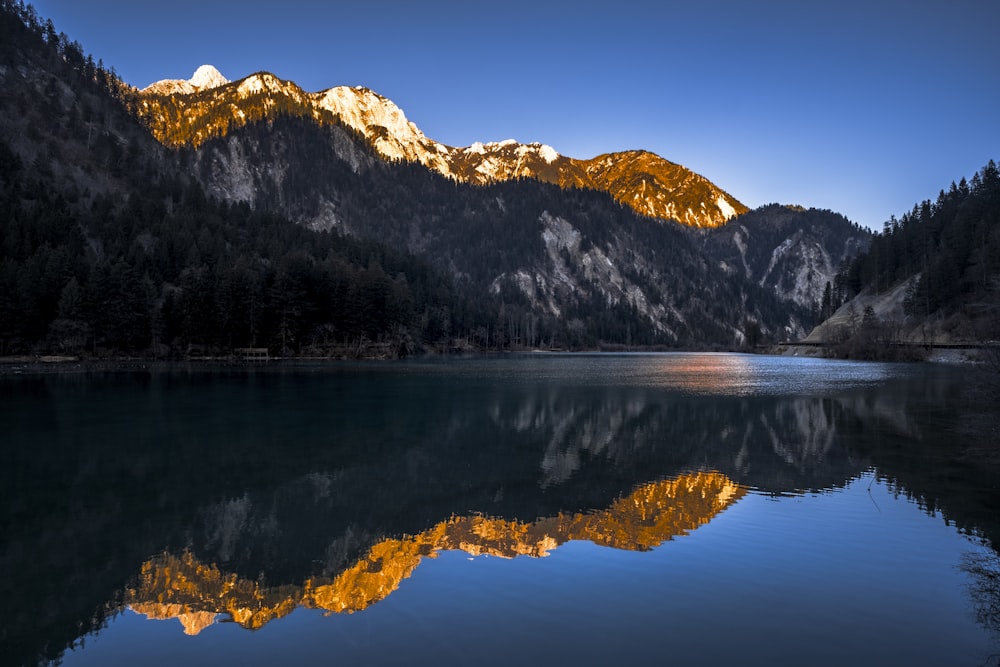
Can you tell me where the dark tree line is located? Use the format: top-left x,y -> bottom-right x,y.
0,134 -> 509,356
842,160 -> 1000,334
0,0 -> 135,107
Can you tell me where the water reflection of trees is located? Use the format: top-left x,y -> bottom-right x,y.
962,547 -> 1000,636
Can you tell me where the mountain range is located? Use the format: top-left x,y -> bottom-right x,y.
130,65 -> 875,347
139,65 -> 746,229
0,3 -> 887,355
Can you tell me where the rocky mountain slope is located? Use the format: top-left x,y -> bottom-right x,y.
136,67 -> 879,344
702,204 -> 871,311
186,113 -> 801,345
138,66 -> 746,228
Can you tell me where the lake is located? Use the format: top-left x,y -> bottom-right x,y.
2,353 -> 998,667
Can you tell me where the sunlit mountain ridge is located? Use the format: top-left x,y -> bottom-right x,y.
138,67 -> 746,228
128,471 -> 746,633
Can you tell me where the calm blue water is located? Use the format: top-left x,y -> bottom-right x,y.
2,353 -> 998,667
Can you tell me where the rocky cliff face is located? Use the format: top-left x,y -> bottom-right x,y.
702,204 -> 871,311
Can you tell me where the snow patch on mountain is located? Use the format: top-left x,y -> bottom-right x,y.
475,156 -> 504,180
716,195 -> 736,220
538,144 -> 559,164
237,76 -> 266,96
315,87 -> 424,156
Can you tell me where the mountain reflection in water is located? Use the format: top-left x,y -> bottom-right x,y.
1,354 -> 997,667
129,472 -> 745,633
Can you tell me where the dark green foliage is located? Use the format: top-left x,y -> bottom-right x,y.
845,161 -> 1000,338
0,130 -> 502,356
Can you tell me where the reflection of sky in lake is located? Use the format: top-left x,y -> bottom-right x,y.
603,352 -> 893,395
393,352 -> 896,396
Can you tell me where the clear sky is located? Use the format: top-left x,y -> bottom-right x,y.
28,0 -> 1000,230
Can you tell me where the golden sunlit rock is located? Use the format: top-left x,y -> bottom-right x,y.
128,471 -> 745,632
129,604 -> 219,635
137,74 -> 744,228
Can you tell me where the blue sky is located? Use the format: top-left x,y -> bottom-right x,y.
29,0 -> 1000,230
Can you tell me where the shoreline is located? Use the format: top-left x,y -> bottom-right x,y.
0,345 -> 990,376
766,343 -> 989,364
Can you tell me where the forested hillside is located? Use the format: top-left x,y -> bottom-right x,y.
807,160 -> 1000,350
0,1 -> 494,357
0,147 -> 489,357
855,161 -> 999,327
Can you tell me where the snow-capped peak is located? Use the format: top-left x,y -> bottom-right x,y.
143,65 -> 230,95
189,65 -> 229,90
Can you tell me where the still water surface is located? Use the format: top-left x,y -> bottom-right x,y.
2,353 -> 998,666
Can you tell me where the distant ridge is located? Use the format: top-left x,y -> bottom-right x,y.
138,67 -> 746,228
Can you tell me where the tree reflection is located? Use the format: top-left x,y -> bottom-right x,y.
962,546 -> 1000,636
